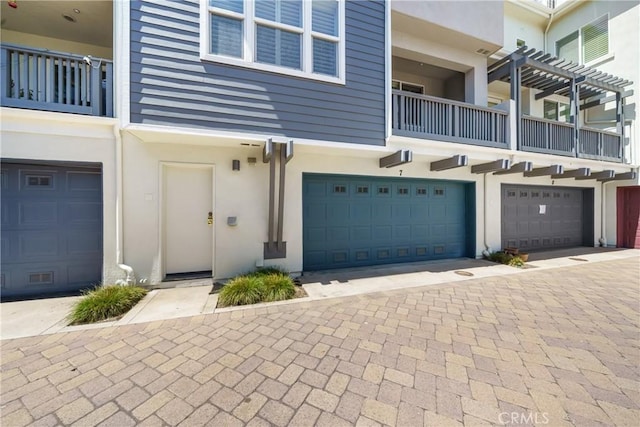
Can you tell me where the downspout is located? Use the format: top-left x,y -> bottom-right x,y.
482,172 -> 491,257
543,8 -> 555,53
114,124 -> 124,264
599,181 -> 608,247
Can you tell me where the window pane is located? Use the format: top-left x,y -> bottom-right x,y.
582,17 -> 608,63
556,31 -> 579,63
559,103 -> 570,122
543,100 -> 558,120
312,0 -> 338,36
256,25 -> 301,69
313,38 -> 337,76
256,0 -> 302,27
210,0 -> 243,13
211,14 -> 243,58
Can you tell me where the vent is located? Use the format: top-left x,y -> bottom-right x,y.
416,247 -> 427,256
377,249 -> 390,259
355,251 -> 369,260
397,248 -> 409,257
25,174 -> 52,188
333,185 -> 346,194
476,48 -> 491,55
332,252 -> 347,262
434,245 -> 445,254
29,272 -> 53,285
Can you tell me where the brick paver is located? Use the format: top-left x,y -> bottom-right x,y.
2,257 -> 639,426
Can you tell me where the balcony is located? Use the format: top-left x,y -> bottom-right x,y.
392,91 -> 509,149
522,116 -> 623,162
1,44 -> 113,117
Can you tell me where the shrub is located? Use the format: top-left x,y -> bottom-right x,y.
218,276 -> 264,307
508,256 -> 525,268
262,273 -> 296,302
249,266 -> 289,277
68,285 -> 147,325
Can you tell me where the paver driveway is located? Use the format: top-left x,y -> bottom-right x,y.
2,257 -> 639,426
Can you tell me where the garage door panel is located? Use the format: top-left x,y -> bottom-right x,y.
502,184 -> 588,251
304,174 -> 471,270
19,201 -> 58,225
328,227 -> 349,242
66,171 -> 101,192
1,163 -> 103,298
19,232 -> 59,258
66,202 -> 102,224
373,225 -> 392,240
328,203 -> 349,221
305,203 -> 326,221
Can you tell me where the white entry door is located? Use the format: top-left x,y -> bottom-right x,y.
164,164 -> 214,275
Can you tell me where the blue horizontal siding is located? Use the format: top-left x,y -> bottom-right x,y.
130,0 -> 386,146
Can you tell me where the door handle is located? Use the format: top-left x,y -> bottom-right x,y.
207,211 -> 213,226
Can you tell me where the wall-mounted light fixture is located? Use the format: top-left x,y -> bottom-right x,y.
232,159 -> 240,171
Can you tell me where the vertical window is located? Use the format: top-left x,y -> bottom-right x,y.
543,100 -> 570,122
556,15 -> 609,65
203,0 -> 344,83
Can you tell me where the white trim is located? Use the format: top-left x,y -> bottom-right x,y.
384,0 -> 391,142
114,0 -> 130,127
556,13 -> 610,66
199,0 -> 345,85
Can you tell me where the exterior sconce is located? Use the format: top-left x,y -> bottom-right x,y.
232,160 -> 240,171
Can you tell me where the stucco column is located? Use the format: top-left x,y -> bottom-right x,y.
465,64 -> 488,106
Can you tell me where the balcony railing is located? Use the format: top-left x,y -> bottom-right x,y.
392,90 -> 508,148
522,116 -> 622,162
1,44 -> 113,117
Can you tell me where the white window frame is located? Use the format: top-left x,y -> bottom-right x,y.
200,0 -> 346,85
555,14 -> 610,66
392,79 -> 424,94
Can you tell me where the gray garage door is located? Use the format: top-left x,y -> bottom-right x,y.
1,162 -> 103,299
501,184 -> 593,251
303,174 -> 474,270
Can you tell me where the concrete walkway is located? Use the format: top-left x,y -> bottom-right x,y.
2,255 -> 638,427
2,248 -> 638,340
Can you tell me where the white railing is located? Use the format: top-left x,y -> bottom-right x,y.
1,44 -> 113,117
392,90 -> 508,148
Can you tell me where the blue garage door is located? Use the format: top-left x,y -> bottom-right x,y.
303,174 -> 473,270
1,162 -> 103,299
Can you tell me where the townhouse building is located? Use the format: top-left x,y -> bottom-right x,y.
1,0 -> 638,299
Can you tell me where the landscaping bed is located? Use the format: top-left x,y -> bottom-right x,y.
68,285 -> 148,325
217,267 -> 306,308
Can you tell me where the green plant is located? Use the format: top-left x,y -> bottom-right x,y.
508,256 -> 525,267
261,273 -> 296,302
249,266 -> 289,277
218,276 -> 264,307
486,251 -> 511,264
68,285 -> 147,325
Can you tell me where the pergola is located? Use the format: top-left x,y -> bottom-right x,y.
488,46 -> 633,152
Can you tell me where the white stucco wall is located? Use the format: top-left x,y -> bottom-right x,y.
120,129 -> 624,284
0,108 -> 120,284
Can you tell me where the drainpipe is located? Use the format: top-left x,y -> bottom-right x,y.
114,123 -> 124,264
599,181 -> 608,247
543,9 -> 555,53
482,172 -> 492,257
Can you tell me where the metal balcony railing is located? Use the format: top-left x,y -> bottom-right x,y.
392,90 -> 509,148
522,116 -> 623,162
1,44 -> 113,117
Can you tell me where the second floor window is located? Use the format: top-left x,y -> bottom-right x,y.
203,0 -> 344,83
544,100 -> 570,122
556,15 -> 609,65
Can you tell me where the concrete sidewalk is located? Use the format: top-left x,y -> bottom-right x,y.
2,247 -> 638,340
